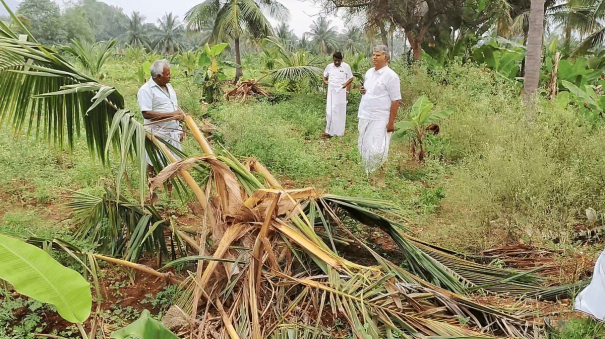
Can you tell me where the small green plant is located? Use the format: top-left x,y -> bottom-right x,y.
136,60 -> 151,85
419,186 -> 445,213
393,95 -> 453,162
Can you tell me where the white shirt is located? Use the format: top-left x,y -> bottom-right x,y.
358,66 -> 401,121
323,62 -> 353,91
137,79 -> 181,133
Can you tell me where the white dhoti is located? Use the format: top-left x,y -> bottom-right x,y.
575,250 -> 605,320
358,118 -> 391,174
145,124 -> 182,166
325,86 -> 347,136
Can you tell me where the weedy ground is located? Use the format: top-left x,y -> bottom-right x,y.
1,58 -> 605,337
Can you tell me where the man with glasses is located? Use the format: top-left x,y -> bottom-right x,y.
358,45 -> 401,186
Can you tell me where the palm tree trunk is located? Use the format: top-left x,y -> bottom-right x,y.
523,0 -> 545,104
379,24 -> 389,46
234,37 -> 243,83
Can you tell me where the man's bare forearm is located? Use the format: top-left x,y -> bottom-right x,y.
142,110 -> 183,121
388,100 -> 400,125
386,100 -> 400,132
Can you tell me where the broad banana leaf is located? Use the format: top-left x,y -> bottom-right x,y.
111,309 -> 179,339
0,234 -> 92,324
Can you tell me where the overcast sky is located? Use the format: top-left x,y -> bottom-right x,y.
96,0 -> 345,37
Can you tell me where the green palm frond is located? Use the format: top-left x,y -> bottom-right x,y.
185,0 -> 222,31
62,38 -> 117,77
0,19 -> 178,203
270,65 -> 323,82
67,188 -> 190,262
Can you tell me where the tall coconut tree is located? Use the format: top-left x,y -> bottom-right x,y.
340,26 -> 364,55
185,0 -> 290,82
154,12 -> 184,55
125,11 -> 151,48
523,0 -> 546,103
274,22 -> 297,50
304,16 -> 339,54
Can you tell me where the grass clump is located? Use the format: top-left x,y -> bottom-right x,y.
549,317 -> 605,339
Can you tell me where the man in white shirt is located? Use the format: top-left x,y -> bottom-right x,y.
358,45 -> 401,185
137,59 -> 184,175
322,52 -> 353,137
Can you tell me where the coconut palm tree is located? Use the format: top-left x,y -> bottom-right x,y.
524,0 -> 546,103
569,0 -> 605,53
154,12 -> 184,55
125,11 -> 151,48
340,26 -> 364,55
274,22 -> 297,50
304,16 -> 339,55
185,0 -> 290,82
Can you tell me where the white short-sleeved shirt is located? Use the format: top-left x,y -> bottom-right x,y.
137,79 -> 181,132
358,66 -> 401,121
323,62 -> 353,90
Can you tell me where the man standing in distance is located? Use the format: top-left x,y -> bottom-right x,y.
137,59 -> 184,178
358,45 -> 401,186
322,52 -> 353,138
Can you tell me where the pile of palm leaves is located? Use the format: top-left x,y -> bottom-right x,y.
0,8 -> 585,338
226,80 -> 270,101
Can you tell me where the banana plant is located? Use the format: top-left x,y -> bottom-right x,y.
194,42 -> 240,103
559,80 -> 605,123
136,60 -> 152,84
393,95 -> 453,162
0,234 -> 92,338
472,41 -> 524,80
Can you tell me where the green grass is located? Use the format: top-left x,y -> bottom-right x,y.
549,317 -> 605,339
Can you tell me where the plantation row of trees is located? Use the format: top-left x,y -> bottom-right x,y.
6,0 -> 605,97
0,0 -> 404,57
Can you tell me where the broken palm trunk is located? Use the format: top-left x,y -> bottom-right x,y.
226,80 -> 270,102
69,116 -> 576,338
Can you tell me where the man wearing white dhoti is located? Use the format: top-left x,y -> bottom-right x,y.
358,45 -> 401,184
322,52 -> 353,137
575,250 -> 605,320
137,59 -> 184,173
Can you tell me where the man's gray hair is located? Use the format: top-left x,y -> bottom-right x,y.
373,45 -> 390,57
150,59 -> 170,79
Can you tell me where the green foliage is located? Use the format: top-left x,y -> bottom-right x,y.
136,60 -> 152,84
549,318 -> 605,339
62,38 -> 117,78
394,95 -> 453,162
110,309 -> 178,339
472,42 -> 525,80
194,43 -> 233,103
0,234 -> 92,324
422,32 -> 477,68
0,290 -> 52,339
398,63 -> 605,249
559,80 -> 605,123
16,0 -> 65,44
62,6 -> 95,43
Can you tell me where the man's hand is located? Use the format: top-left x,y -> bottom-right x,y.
360,85 -> 366,95
386,121 -> 395,133
323,79 -> 329,85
